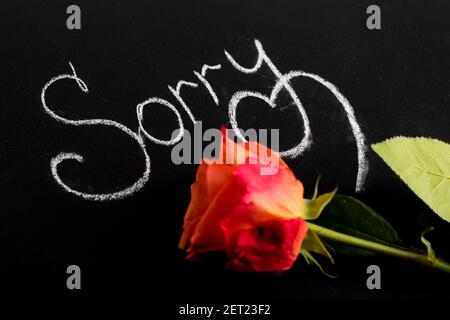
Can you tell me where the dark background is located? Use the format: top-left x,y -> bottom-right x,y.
0,0 -> 449,300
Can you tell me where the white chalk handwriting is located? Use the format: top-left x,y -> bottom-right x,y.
41,39 -> 368,200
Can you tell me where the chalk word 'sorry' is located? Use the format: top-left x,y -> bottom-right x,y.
41,40 -> 368,201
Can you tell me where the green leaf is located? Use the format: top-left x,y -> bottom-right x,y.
312,175 -> 321,200
372,137 -> 450,223
302,229 -> 335,263
303,187 -> 338,220
420,227 -> 436,264
317,195 -> 404,257
300,249 -> 338,278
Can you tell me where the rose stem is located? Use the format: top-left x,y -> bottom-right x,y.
307,222 -> 450,274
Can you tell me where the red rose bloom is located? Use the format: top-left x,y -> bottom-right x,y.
178,129 -> 308,272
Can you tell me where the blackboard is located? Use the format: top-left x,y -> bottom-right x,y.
1,0 -> 450,302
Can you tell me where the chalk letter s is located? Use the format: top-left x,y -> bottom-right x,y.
41,62 -> 151,201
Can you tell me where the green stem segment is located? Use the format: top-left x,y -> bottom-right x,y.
307,222 -> 450,274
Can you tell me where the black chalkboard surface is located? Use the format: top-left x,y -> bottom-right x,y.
1,0 -> 449,302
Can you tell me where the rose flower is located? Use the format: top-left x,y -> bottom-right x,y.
178,129 -> 307,272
